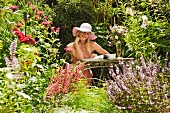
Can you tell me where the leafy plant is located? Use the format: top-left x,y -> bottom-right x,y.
60,85 -> 119,113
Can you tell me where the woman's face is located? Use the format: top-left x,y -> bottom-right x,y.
79,31 -> 91,41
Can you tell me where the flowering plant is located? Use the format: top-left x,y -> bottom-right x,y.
45,62 -> 87,98
109,25 -> 127,45
108,25 -> 127,57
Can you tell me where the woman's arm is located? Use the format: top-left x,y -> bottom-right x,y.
91,42 -> 109,55
66,37 -> 84,61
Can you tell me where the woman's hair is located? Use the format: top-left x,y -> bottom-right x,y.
74,31 -> 92,58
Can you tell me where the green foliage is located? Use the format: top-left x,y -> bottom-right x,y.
60,85 -> 119,113
0,69 -> 32,112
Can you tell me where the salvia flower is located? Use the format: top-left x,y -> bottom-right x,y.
4,57 -> 11,68
106,53 -> 170,112
45,62 -> 86,98
9,39 -> 17,59
12,56 -> 20,71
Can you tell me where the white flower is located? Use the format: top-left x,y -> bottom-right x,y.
16,91 -> 31,100
17,84 -> 26,89
115,35 -> 118,40
6,73 -> 15,80
141,15 -> 150,28
126,7 -> 134,16
149,0 -> 157,3
30,76 -> 37,83
142,15 -> 148,21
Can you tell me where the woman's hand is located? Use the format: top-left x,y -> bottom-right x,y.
75,37 -> 80,44
92,54 -> 98,58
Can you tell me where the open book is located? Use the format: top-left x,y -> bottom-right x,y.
92,54 -> 116,59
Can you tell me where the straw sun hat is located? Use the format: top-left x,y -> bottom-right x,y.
72,23 -> 97,40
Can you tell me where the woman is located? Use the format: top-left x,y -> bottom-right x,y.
65,23 -> 109,84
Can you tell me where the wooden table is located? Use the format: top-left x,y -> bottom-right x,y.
82,57 -> 134,86
82,57 -> 134,69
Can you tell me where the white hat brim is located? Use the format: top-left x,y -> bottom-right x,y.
72,27 -> 97,40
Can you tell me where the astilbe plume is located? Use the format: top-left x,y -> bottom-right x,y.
45,62 -> 86,98
106,53 -> 170,112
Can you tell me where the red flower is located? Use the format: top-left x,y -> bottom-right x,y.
19,35 -> 29,43
34,52 -> 38,56
12,28 -> 36,45
26,37 -> 36,45
13,28 -> 19,32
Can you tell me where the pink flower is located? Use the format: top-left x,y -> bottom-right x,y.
56,27 -> 60,33
38,11 -> 44,16
32,6 -> 36,11
9,5 -> 18,12
43,16 -> 47,20
34,15 -> 40,20
41,21 -> 52,26
50,26 -> 55,32
15,23 -> 22,28
27,2 -> 31,6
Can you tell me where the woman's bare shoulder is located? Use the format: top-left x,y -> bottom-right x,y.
90,41 -> 98,47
